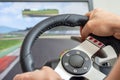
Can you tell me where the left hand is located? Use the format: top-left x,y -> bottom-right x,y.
13,66 -> 62,80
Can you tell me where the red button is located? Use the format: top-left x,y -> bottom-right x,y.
98,42 -> 102,46
89,37 -> 93,40
94,40 -> 98,43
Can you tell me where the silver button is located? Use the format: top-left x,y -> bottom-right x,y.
73,69 -> 78,73
64,62 -> 69,66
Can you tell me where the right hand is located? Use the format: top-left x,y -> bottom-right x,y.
81,8 -> 120,40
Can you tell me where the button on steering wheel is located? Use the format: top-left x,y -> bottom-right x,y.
20,14 -> 120,80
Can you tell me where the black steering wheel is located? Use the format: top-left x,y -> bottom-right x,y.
20,14 -> 120,80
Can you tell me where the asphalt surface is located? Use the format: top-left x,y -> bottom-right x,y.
3,38 -> 80,80
0,48 -> 20,80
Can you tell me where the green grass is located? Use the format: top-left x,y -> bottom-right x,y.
0,39 -> 22,52
23,9 -> 59,15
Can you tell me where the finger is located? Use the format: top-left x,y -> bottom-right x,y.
22,73 -> 33,80
13,74 -> 24,80
13,72 -> 34,80
80,27 -> 83,36
114,33 -> 120,40
42,66 -> 62,80
32,69 -> 47,80
81,21 -> 93,40
80,27 -> 84,41
42,66 -> 53,70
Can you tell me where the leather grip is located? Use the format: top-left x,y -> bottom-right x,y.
20,14 -> 120,72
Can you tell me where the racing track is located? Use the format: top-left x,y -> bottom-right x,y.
3,37 -> 80,80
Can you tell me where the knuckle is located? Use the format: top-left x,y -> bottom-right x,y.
15,74 -> 21,78
85,21 -> 95,32
114,33 -> 120,40
23,74 -> 33,80
13,74 -> 23,80
26,74 -> 32,78
86,21 -> 93,29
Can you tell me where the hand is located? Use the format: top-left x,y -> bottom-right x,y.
114,32 -> 120,39
13,66 -> 62,80
81,8 -> 120,40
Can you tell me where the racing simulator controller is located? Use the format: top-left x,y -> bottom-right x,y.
20,14 -> 120,80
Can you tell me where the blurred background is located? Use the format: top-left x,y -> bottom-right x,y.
0,0 -> 120,80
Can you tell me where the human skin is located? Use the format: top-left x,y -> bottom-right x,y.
13,9 -> 120,80
13,66 -> 62,80
81,8 -> 120,40
105,56 -> 120,80
81,8 -> 120,80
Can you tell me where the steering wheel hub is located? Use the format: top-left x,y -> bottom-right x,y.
20,14 -> 120,80
62,50 -> 91,75
69,54 -> 84,68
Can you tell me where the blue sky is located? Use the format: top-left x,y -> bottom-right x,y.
0,2 -> 88,30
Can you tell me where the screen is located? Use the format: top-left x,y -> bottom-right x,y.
0,2 -> 89,35
0,1 -> 91,79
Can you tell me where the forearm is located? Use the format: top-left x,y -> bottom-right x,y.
105,56 -> 120,80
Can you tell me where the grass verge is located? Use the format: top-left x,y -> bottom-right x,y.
0,39 -> 22,52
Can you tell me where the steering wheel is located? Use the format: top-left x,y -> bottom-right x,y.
20,14 -> 120,80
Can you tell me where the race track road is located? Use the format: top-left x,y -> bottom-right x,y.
3,37 -> 80,80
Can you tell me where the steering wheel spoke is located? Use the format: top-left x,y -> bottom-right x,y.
20,14 -> 120,79
83,66 -> 106,80
95,46 -> 117,64
73,36 -> 102,58
55,61 -> 72,80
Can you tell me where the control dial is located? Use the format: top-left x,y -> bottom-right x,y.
61,50 -> 91,75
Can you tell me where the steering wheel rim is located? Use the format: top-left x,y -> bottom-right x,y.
20,14 -> 120,73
